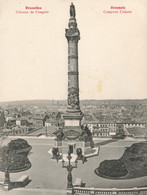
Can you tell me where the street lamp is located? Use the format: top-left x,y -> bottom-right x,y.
4,153 -> 10,185
45,126 -> 47,137
62,151 -> 78,189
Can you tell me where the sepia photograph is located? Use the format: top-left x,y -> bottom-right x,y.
0,0 -> 147,194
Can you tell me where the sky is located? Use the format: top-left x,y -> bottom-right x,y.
0,0 -> 147,102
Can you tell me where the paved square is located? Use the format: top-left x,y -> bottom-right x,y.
0,137 -> 147,190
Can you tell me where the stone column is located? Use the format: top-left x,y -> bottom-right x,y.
63,3 -> 83,138
65,4 -> 81,113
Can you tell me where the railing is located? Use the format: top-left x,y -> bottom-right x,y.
73,186 -> 147,195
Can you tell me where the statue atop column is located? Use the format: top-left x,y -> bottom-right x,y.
70,3 -> 76,18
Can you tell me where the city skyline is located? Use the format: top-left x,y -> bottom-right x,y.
0,0 -> 147,102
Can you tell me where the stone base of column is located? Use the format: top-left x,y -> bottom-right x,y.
66,106 -> 81,113
63,110 -> 83,129
63,110 -> 83,118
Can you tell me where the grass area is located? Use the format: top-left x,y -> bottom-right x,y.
127,127 -> 147,137
95,142 -> 147,179
94,139 -> 118,147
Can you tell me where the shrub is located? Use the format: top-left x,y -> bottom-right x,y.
97,160 -> 128,178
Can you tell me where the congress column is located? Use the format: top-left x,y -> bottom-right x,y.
64,3 -> 83,132
66,3 -> 81,113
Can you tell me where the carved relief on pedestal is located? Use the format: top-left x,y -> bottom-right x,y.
68,87 -> 79,109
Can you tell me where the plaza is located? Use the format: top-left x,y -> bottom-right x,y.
0,137 -> 146,193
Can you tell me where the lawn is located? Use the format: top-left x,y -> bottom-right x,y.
127,127 -> 147,137
95,142 -> 147,179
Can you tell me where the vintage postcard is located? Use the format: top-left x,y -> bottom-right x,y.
0,0 -> 147,195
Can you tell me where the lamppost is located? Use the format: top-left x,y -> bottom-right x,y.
3,152 -> 11,190
4,153 -> 10,185
45,126 -> 47,137
3,151 -> 15,190
62,151 -> 78,189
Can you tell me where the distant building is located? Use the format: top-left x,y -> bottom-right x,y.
95,123 -> 117,137
2,126 -> 28,136
33,114 -> 49,127
20,110 -> 32,117
50,112 -> 62,121
124,123 -> 146,128
7,118 -> 16,127
16,118 -> 32,126
45,119 -> 55,127
12,126 -> 28,135
83,119 -> 147,138
5,114 -> 14,122
45,112 -> 63,127
83,120 -> 117,137
0,112 -> 5,128
2,129 -> 13,136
